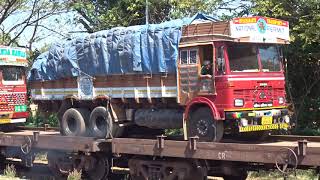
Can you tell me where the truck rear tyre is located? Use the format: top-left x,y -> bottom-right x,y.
61,108 -> 88,136
89,106 -> 123,138
187,107 -> 224,142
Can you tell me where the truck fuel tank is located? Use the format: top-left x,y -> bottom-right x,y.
134,109 -> 183,129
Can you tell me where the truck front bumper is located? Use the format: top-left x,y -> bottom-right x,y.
225,108 -> 290,132
0,118 -> 26,124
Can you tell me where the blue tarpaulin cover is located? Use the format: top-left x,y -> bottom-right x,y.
28,13 -> 217,81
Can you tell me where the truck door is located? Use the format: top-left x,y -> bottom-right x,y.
177,48 -> 199,104
177,45 -> 215,104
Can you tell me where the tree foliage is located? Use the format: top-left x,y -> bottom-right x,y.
248,0 -> 320,129
70,0 -> 224,32
0,0 -> 67,49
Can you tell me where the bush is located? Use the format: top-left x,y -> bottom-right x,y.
26,113 -> 59,128
293,97 -> 320,135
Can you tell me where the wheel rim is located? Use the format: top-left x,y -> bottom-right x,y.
196,119 -> 209,136
95,116 -> 107,132
67,118 -> 77,133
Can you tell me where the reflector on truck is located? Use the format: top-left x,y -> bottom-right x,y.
239,123 -> 289,132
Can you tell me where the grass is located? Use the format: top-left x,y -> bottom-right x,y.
0,164 -> 20,179
67,169 -> 82,180
248,169 -> 318,180
4,164 -> 16,178
34,152 -> 47,163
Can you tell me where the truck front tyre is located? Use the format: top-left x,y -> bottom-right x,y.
61,108 -> 88,136
187,107 -> 224,142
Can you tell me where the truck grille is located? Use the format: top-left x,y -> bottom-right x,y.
234,90 -> 251,101
0,93 -> 26,112
234,88 -> 285,103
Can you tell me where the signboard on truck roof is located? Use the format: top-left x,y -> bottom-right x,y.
230,17 -> 290,43
0,46 -> 28,67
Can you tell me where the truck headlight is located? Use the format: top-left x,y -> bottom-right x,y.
279,97 -> 284,104
234,99 -> 244,107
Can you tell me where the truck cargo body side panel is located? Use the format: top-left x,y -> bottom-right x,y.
30,74 -> 178,101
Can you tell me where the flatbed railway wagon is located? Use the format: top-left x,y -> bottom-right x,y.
28,14 -> 291,141
0,128 -> 319,180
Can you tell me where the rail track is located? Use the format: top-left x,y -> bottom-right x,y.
0,127 -> 319,180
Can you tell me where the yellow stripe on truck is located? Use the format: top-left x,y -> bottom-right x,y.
0,119 -> 10,124
239,123 -> 289,132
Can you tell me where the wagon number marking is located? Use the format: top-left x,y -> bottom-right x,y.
218,151 -> 226,160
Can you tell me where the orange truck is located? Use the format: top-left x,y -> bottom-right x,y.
0,46 -> 28,129
29,15 -> 290,141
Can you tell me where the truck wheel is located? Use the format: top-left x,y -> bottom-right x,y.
89,106 -> 122,138
61,108 -> 88,136
187,107 -> 224,142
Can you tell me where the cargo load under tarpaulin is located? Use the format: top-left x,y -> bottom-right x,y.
28,13 -> 217,81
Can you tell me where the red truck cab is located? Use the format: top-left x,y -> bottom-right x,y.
180,17 -> 290,141
0,46 -> 28,129
215,43 -> 289,133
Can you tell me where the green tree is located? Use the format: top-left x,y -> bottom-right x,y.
70,0 -> 225,32
0,0 -> 67,48
248,0 -> 320,130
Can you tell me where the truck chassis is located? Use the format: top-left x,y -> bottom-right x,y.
0,127 -> 319,180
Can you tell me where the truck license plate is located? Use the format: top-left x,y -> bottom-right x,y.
261,116 -> 272,125
0,119 -> 10,124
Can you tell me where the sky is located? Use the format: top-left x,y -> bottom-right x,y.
2,0 -> 250,51
3,11 -> 87,50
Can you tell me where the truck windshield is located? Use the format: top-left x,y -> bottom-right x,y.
228,44 -> 259,72
1,66 -> 24,81
259,45 -> 281,72
228,44 -> 282,72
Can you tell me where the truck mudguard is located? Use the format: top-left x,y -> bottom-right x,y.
184,96 -> 221,121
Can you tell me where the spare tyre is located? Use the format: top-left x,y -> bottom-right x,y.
89,106 -> 124,138
61,108 -> 89,136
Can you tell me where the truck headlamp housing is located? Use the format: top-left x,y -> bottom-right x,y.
278,97 -> 284,104
234,99 -> 244,107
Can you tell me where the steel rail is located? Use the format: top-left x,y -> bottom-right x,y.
268,135 -> 320,142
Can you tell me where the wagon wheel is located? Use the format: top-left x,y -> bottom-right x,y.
85,155 -> 110,180
47,151 -> 69,178
275,147 -> 298,175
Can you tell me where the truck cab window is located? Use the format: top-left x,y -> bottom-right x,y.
228,44 -> 259,72
189,50 -> 197,64
259,45 -> 281,72
180,50 -> 188,64
216,47 -> 225,74
179,49 -> 198,64
1,66 -> 24,81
